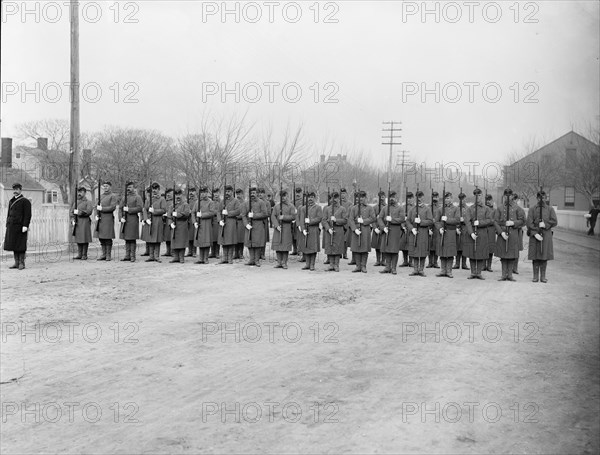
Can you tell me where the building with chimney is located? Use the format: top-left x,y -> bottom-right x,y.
0,138 -> 46,207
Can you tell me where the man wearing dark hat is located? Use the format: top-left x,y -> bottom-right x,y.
210,187 -> 222,258
406,190 -> 434,276
322,190 -> 348,272
298,190 -> 323,271
371,190 -> 387,266
427,190 -> 441,268
162,188 -> 174,257
272,189 -> 297,269
291,186 -> 303,256
71,186 -> 93,260
233,188 -> 246,260
258,188 -> 271,261
140,185 -> 152,257
295,186 -> 308,262
186,187 -> 198,257
484,193 -> 496,272
193,186 -> 217,264
400,191 -> 414,267
377,190 -> 404,274
493,188 -> 525,281
94,181 -> 119,261
340,188 -> 352,260
4,183 -> 32,270
464,188 -> 493,279
527,189 -> 557,282
168,188 -> 191,263
119,181 -> 143,262
435,191 -> 460,278
585,202 -> 600,235
512,193 -> 526,274
348,190 -> 376,273
144,183 -> 167,262
243,187 -> 269,266
453,191 -> 469,270
217,185 -> 242,264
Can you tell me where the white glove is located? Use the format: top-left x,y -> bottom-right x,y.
149,207 -> 155,213
71,220 -> 76,226
95,216 -> 100,221
328,228 -> 334,235
402,226 -> 407,231
276,226 -> 282,232
146,219 -> 151,225
374,228 -> 381,235
22,226 -> 28,233
439,228 -> 444,235
304,217 -> 310,224
73,209 -> 79,215
123,206 -> 129,212
411,228 -> 417,236
219,220 -> 225,227
197,211 -> 201,217
383,227 -> 389,234
96,205 -> 102,211
222,209 -> 228,216
357,217 -> 364,224
172,211 -> 177,217
303,229 -> 308,236
534,233 -> 543,241
584,213 -> 591,219
441,215 -> 447,222
386,215 -> 392,222
170,222 -> 176,229
473,220 -> 479,227
501,232 -> 509,240
246,224 -> 252,230
505,220 -> 514,227
428,229 -> 433,236
330,216 -> 336,222
460,216 -> 464,222
414,217 -> 421,224
470,233 -> 477,240
194,222 -> 199,228
457,228 -> 461,235
120,217 -> 126,223
248,212 -> 254,218
354,229 -> 361,236
538,221 -> 545,228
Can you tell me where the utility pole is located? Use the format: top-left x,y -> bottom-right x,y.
382,121 -> 402,197
68,0 -> 80,250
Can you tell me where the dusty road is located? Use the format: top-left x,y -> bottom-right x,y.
1,230 -> 598,454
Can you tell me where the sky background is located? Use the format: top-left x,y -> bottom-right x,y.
1,0 -> 599,171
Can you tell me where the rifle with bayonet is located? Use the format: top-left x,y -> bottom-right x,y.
385,181 -> 391,246
95,175 -> 102,232
220,173 -> 227,239
357,188 -> 362,247
505,189 -> 510,253
474,186 -> 479,252
72,181 -> 79,236
414,184 -> 419,248
248,180 -> 253,243
304,184 -> 309,249
441,182 -> 446,250
328,187 -> 334,247
120,181 -> 127,234
172,181 -> 177,241
539,185 -> 544,254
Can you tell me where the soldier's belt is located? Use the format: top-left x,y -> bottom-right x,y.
444,225 -> 457,231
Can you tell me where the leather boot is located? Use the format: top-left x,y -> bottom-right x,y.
452,253 -> 460,269
380,254 -> 391,273
141,244 -> 150,256
146,244 -> 155,262
18,252 -> 26,270
121,242 -> 131,261
532,261 -> 539,282
97,243 -> 107,261
410,258 -> 420,276
283,252 -> 289,269
106,243 -> 112,261
361,253 -> 368,273
540,261 -> 548,283
461,255 -> 469,269
351,253 -> 361,272
498,260 -> 507,281
436,258 -> 447,277
446,258 -> 453,278
170,249 -> 180,263
374,250 -> 382,266
74,244 -> 83,260
468,260 -> 477,279
130,244 -> 136,262
401,251 -> 409,267
82,244 -> 88,260
391,254 -> 398,274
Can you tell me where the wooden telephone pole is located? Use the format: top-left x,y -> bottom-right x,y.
382,121 -> 402,195
68,1 -> 80,249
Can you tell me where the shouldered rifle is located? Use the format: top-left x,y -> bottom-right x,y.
357,188 -> 362,247
220,174 -> 227,238
304,186 -> 309,248
378,187 -> 382,241
72,181 -> 79,236
172,181 -> 177,240
95,176 -> 102,232
120,181 -> 127,234
385,182 -> 391,246
474,187 -> 479,252
414,184 -> 419,248
505,189 -> 510,253
248,180 -> 253,243
441,182 -> 446,250
149,182 -> 154,237
328,187 -> 334,246
539,185 -> 544,254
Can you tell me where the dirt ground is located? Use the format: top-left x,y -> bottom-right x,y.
1,229 -> 599,454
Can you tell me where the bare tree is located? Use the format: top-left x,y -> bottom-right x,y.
564,125 -> 600,206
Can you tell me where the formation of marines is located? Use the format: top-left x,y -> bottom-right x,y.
61,181 -> 558,282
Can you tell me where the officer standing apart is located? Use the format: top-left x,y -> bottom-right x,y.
527,189 -> 557,282
4,183 -> 32,270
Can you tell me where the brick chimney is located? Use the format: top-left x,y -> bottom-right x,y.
1,138 -> 13,168
320,154 -> 326,163
37,137 -> 48,150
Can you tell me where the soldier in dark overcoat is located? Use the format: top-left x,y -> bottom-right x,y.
144,183 -> 167,262
298,191 -> 323,271
377,190 -> 404,275
322,191 -> 348,272
217,185 -> 242,264
4,183 -> 32,270
167,188 -> 191,263
119,182 -> 143,262
453,192 -> 469,270
406,190 -> 434,276
243,187 -> 269,267
348,190 -> 376,273
434,191 -> 460,278
494,188 -> 526,281
527,190 -> 558,283
193,186 -> 217,264
464,188 -> 493,279
94,181 -> 119,261
371,190 -> 386,266
272,189 -> 297,269
71,186 -> 93,260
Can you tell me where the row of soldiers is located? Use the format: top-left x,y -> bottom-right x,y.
71,182 -> 557,282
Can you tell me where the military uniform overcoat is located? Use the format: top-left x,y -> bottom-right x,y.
527,203 -> 557,261
298,203 -> 323,254
494,201 -> 526,259
463,202 -> 493,260
71,197 -> 93,243
322,203 -> 348,255
94,192 -> 119,240
143,197 -> 166,243
371,203 -> 386,249
377,204 -> 405,254
168,201 -> 191,249
119,194 -> 143,240
194,199 -> 217,248
435,204 -> 460,257
3,195 -> 32,252
271,201 -> 296,251
348,203 -> 376,253
406,204 -> 434,257
243,198 -> 269,248
218,198 -> 242,246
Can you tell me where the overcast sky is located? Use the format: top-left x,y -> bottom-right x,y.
2,1 -> 599,172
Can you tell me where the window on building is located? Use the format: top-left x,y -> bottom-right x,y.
45,190 -> 58,204
564,187 -> 575,207
15,152 -> 21,159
